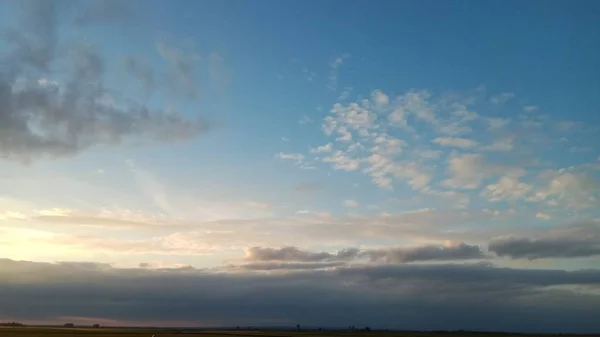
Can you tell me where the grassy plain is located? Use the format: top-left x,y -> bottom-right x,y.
0,328 -> 598,337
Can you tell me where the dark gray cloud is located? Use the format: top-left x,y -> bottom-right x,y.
489,224 -> 600,260
0,0 -> 210,162
244,246 -> 359,262
1,258 -> 600,332
234,262 -> 345,271
244,244 -> 484,264
363,243 -> 487,263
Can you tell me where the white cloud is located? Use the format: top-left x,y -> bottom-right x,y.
432,137 -> 478,149
419,150 -> 442,159
371,89 -> 389,106
482,137 -> 514,152
487,118 -> 511,129
322,151 -> 361,171
438,123 -> 473,136
344,200 -> 359,208
527,170 -> 599,209
388,107 -> 407,128
482,176 -> 532,202
299,115 -> 314,124
442,153 -> 525,190
523,105 -> 539,112
246,201 -> 270,211
336,126 -> 353,142
490,92 -> 515,105
310,143 -> 333,153
281,137 -> 290,142
536,212 -> 551,221
277,153 -> 304,161
327,54 -> 350,91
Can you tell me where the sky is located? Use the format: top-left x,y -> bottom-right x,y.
1,0 -> 600,332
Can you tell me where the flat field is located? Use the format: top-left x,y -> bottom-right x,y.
0,328 -> 598,337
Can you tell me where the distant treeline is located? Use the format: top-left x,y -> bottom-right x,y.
0,322 -> 24,327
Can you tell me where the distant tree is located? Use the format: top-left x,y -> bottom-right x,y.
236,326 -> 240,330
93,324 -> 100,328
296,324 -> 301,331
64,323 -> 74,328
365,327 -> 371,332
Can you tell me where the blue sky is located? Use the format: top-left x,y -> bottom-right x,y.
1,0 -> 600,330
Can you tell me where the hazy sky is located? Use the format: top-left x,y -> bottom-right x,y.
1,0 -> 600,332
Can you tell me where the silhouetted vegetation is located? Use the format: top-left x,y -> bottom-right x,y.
0,322 -> 24,327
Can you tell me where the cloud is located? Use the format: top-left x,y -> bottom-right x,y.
310,143 -> 333,153
482,176 -> 532,202
432,137 -> 478,149
327,54 -> 350,91
298,115 -> 314,124
123,56 -> 155,95
536,212 -> 552,220
0,1 -> 211,162
482,137 -> 514,152
363,243 -> 486,263
489,224 -> 600,259
487,118 -> 511,129
527,170 -> 599,210
156,41 -> 201,99
523,105 -> 539,112
244,246 -> 359,262
344,200 -> 359,208
442,153 -> 524,190
371,89 -> 389,106
235,262 -> 345,271
277,152 -> 304,161
489,92 -> 515,105
2,258 -> 600,332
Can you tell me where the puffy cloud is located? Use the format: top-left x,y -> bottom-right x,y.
489,92 -> 515,105
432,137 -> 478,149
487,118 -> 511,129
310,143 -> 333,153
482,176 -> 532,202
442,153 -> 524,190
344,200 -> 359,208
322,150 -> 361,171
2,258 -> 600,332
371,89 -> 389,106
482,137 -> 514,152
528,171 -> 599,209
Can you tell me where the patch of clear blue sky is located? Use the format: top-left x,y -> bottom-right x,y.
2,0 -> 599,216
